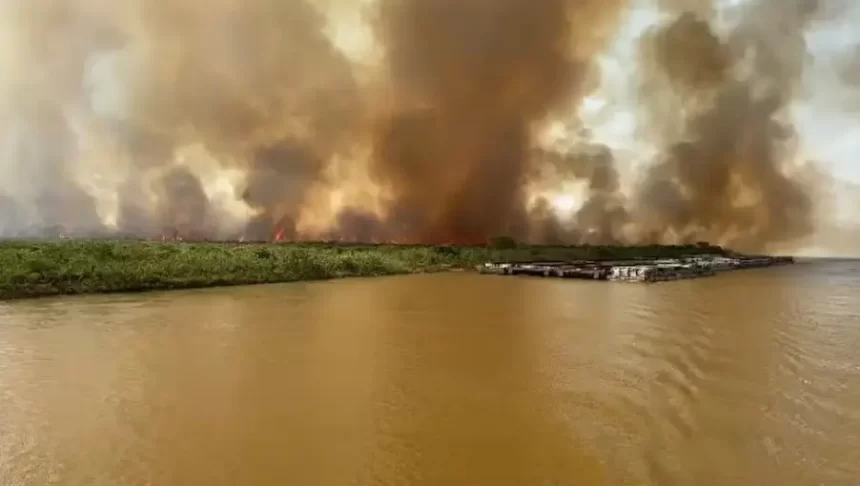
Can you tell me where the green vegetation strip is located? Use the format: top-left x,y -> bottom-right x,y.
0,239 -> 727,299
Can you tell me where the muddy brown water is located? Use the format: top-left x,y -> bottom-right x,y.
1,260 -> 858,485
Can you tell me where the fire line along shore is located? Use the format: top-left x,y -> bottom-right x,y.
0,239 -> 792,299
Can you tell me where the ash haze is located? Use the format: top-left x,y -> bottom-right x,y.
0,0 -> 858,255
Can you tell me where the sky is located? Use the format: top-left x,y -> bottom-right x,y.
328,0 -> 860,229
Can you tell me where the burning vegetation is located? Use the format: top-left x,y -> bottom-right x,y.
0,0 -> 848,253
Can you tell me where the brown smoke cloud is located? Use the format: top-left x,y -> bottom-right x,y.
0,0 -> 112,237
633,0 -> 821,252
528,141 -> 630,244
361,0 -> 627,244
0,0 -> 844,252
0,0 -> 360,240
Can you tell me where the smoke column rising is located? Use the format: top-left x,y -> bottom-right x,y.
0,0 -> 361,240
0,0 -> 849,252
632,0 -> 821,252
364,0 -> 626,244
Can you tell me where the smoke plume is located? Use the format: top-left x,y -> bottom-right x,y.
365,0 -> 626,244
0,0 -> 360,240
0,0 -> 846,252
530,141 -> 630,244
633,0 -> 821,251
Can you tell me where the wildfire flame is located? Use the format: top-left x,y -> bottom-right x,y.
274,227 -> 285,242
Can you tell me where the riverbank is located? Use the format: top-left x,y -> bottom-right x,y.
477,254 -> 794,283
0,239 -> 731,299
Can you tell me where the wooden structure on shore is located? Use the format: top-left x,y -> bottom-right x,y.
476,255 -> 793,283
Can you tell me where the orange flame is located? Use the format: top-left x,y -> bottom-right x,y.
274,227 -> 285,242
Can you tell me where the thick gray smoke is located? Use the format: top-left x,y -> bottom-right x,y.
0,0 -> 359,240
632,0 -> 822,252
529,142 -> 629,244
0,0 -> 849,252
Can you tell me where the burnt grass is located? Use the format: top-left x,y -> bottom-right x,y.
0,239 -> 728,299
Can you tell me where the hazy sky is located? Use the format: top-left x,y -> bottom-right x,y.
327,0 -> 859,227
0,0 -> 856,253
596,1 -> 859,222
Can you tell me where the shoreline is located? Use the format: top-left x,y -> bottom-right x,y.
477,254 -> 794,283
0,239 -> 781,300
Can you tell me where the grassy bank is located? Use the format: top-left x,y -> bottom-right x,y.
0,239 -> 728,299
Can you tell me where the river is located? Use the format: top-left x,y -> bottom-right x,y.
1,259 -> 858,485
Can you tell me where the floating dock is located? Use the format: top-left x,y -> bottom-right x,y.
476,255 -> 793,283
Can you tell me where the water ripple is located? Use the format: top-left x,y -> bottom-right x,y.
0,261 -> 858,485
